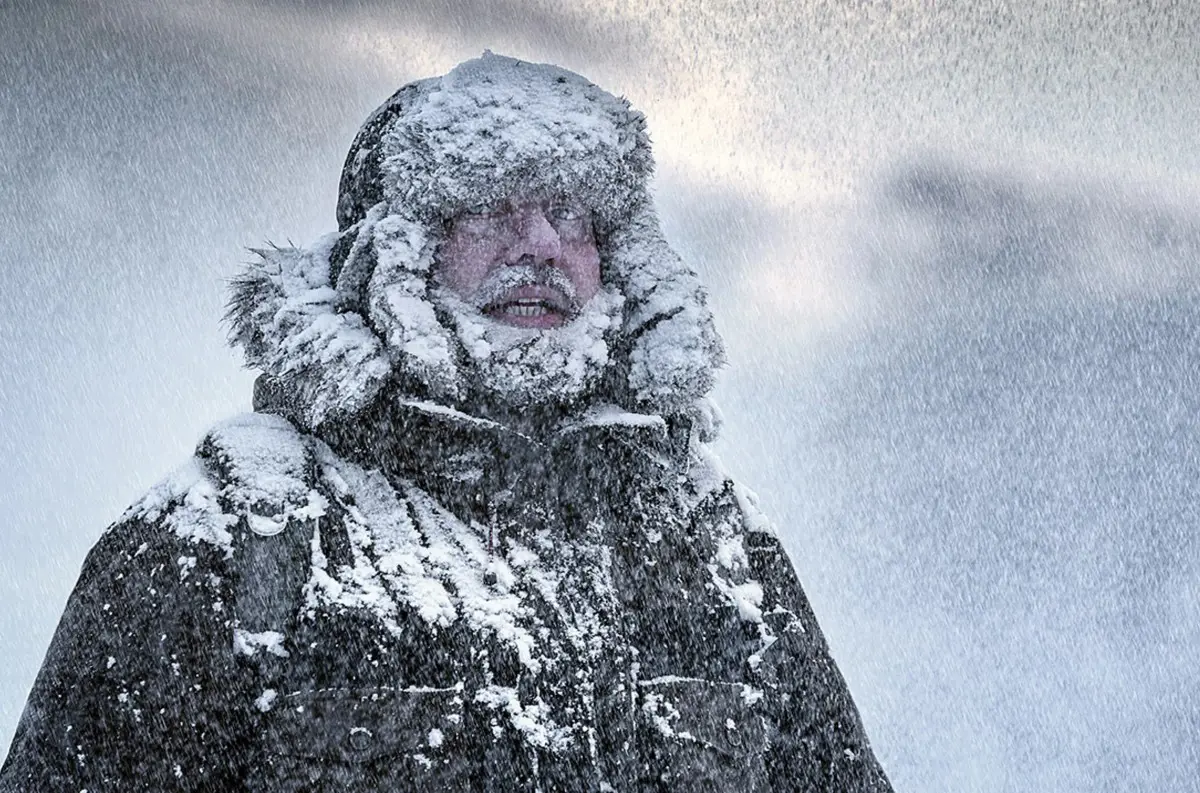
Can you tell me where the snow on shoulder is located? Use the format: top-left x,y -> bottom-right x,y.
122,413 -> 325,557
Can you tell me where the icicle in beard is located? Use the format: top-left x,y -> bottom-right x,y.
432,260 -> 625,414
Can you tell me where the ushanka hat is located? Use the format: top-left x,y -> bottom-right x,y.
229,53 -> 724,429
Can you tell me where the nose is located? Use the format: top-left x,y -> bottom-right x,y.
505,203 -> 562,263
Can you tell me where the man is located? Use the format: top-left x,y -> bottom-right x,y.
1,54 -> 893,791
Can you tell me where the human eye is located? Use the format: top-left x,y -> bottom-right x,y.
461,201 -> 503,218
549,202 -> 587,222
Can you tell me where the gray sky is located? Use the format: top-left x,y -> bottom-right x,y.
4,1 -> 1200,789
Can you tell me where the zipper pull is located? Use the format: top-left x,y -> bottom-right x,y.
484,500 -> 498,587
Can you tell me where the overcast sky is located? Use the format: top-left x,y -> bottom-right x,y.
3,1 -> 1200,789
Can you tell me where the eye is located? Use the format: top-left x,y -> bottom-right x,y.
549,202 -> 586,222
462,201 -> 502,218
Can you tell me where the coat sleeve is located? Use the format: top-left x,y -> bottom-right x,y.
695,479 -> 895,793
0,516 -> 254,792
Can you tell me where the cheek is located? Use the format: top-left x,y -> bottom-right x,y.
438,237 -> 497,295
562,243 -> 602,302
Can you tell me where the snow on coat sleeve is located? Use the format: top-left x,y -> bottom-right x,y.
689,470 -> 894,793
0,492 -> 253,791
748,533 -> 893,792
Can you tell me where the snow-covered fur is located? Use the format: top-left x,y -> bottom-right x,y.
433,284 -> 625,407
227,53 -> 724,429
1,55 -> 896,793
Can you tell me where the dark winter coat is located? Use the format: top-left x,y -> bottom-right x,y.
1,398 -> 891,792
2,53 -> 894,792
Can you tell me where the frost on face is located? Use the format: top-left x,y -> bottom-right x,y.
432,285 -> 624,407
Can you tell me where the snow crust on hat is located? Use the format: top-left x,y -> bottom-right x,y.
339,52 -> 653,231
228,53 -> 724,428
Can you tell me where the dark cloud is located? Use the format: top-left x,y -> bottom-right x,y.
853,157 -> 1200,301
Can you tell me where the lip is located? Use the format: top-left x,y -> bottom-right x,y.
483,285 -> 573,329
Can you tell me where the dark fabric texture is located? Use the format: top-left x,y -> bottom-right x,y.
3,55 -> 893,792
1,401 -> 893,792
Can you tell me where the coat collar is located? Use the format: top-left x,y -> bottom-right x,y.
310,395 -> 690,524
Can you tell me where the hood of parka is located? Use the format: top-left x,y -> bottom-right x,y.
227,53 -> 725,434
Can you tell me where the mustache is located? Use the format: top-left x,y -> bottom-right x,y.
468,262 -> 580,312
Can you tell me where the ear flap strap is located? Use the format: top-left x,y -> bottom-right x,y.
195,414 -> 318,657
233,511 -> 313,642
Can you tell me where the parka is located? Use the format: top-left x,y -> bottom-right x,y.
1,53 -> 893,792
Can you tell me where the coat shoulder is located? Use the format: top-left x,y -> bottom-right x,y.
0,419 -> 301,791
115,412 -> 319,558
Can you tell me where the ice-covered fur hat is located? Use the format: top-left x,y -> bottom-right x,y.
228,53 -> 724,428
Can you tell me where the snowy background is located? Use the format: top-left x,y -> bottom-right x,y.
3,1 -> 1200,790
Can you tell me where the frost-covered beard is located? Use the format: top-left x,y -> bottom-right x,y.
470,262 -> 581,318
432,274 -> 625,409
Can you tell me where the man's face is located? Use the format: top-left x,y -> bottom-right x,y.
436,196 -> 602,329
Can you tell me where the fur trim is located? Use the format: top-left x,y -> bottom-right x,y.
228,53 -> 724,429
226,237 -> 392,427
339,54 -> 654,232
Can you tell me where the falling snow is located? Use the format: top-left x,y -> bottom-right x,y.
4,3 -> 1200,792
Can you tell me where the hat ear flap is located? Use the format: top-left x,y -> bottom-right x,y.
227,230 -> 394,429
599,204 -> 726,414
337,81 -> 432,232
